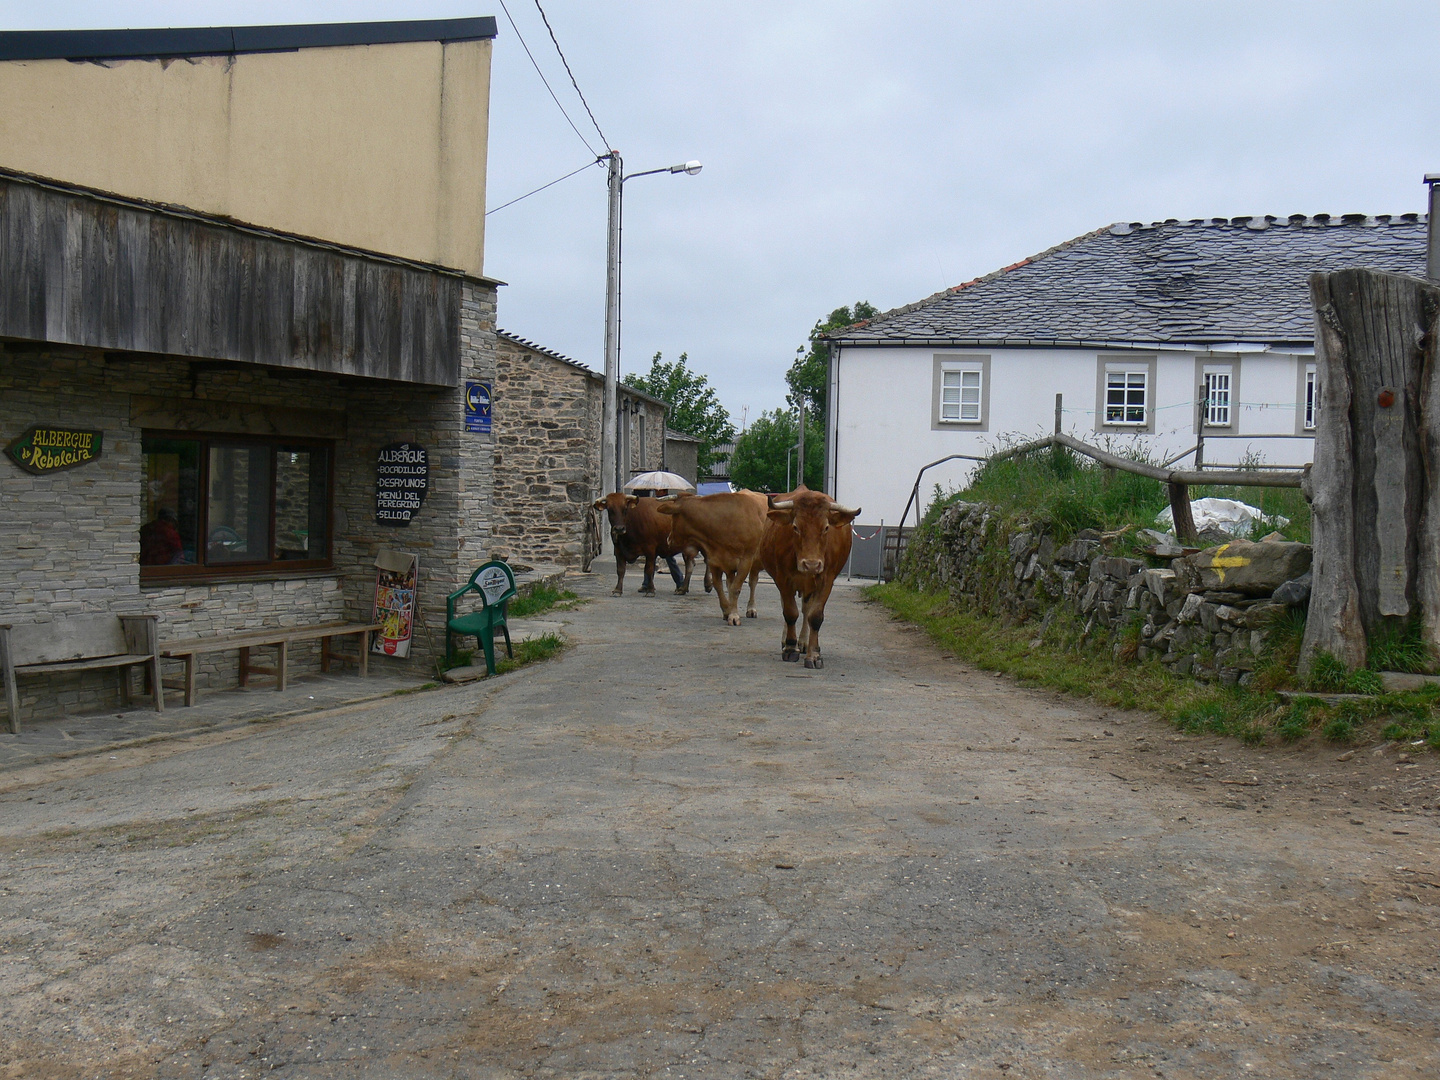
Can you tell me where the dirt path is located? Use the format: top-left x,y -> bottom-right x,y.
0,574 -> 1436,1079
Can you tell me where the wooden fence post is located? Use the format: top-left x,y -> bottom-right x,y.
1168,482 -> 1197,545
1301,267 -> 1440,674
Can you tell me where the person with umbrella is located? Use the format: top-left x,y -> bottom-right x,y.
624,471 -> 695,588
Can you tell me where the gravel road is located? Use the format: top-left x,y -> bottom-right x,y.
1,574 -> 1437,1079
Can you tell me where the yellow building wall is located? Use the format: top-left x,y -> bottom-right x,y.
0,38 -> 491,277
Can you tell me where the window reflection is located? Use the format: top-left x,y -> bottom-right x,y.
140,439 -> 199,565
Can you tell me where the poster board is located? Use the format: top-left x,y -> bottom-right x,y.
372,548 -> 418,658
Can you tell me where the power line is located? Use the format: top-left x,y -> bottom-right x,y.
496,0 -> 600,157
532,0 -> 611,152
486,159 -> 602,216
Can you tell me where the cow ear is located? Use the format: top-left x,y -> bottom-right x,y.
828,506 -> 861,524
766,508 -> 794,523
655,500 -> 679,516
592,498 -> 606,511
625,495 -> 639,508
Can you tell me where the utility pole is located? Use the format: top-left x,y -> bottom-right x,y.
795,392 -> 805,490
600,151 -> 623,501
599,153 -> 701,503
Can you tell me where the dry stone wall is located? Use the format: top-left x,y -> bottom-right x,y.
904,501 -> 1313,687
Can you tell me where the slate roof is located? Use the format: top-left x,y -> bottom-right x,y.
828,215 -> 1428,349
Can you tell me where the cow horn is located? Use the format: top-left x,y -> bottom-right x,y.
828,501 -> 860,515
770,498 -> 794,509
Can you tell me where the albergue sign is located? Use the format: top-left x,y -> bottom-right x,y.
5,426 -> 103,474
375,442 -> 428,525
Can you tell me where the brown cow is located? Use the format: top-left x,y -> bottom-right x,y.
760,486 -> 860,668
593,493 -> 701,596
655,490 -> 768,624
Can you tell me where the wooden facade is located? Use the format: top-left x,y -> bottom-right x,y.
0,170 -> 466,387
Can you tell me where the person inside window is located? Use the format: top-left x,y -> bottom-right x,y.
139,508 -> 184,566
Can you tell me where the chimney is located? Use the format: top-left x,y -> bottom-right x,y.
1428,174 -> 1440,281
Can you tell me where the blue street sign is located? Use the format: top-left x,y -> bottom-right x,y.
464,381 -> 492,434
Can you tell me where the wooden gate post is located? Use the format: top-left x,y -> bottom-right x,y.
1301,268 -> 1440,674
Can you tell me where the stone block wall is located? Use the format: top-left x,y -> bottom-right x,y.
493,336 -> 596,567
0,279 -> 497,723
492,333 -> 666,568
904,501 -> 1312,687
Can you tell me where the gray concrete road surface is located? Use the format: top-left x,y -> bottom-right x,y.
1,574 -> 1437,1079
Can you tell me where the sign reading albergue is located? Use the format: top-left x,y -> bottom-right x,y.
5,426 -> 103,474
375,442 -> 428,526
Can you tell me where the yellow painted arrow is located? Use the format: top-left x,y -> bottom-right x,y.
1206,543 -> 1250,584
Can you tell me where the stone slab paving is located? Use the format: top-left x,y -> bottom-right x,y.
0,574 -> 1437,1078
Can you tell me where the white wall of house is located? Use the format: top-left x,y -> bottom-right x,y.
828,345 -> 1316,525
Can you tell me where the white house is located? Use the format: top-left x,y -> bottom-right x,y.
823,214 -> 1426,527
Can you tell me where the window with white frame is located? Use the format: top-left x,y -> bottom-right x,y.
940,367 -> 983,423
1105,369 -> 1148,425
1303,366 -> 1317,431
1204,370 -> 1232,427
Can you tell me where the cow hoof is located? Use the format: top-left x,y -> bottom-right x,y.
804,655 -> 824,669
675,586 -> 688,595
639,588 -> 655,596
726,614 -> 741,626
782,649 -> 800,662
611,588 -> 623,597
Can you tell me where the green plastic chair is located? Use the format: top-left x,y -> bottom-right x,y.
446,560 -> 517,675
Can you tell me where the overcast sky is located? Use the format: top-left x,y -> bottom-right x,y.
5,1 -> 1440,427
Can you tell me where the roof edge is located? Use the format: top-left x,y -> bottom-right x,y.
0,17 -> 498,63
496,330 -> 669,407
827,336 -> 1319,353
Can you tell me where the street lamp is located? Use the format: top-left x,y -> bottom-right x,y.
600,153 -> 703,503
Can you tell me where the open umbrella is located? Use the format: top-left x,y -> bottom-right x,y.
623,470 -> 695,492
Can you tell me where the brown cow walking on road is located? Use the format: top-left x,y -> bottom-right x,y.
593,494 -> 701,597
760,487 -> 860,668
655,490 -> 768,624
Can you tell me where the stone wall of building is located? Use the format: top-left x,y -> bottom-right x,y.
492,334 -> 665,568
0,280 -> 497,724
492,336 -> 596,568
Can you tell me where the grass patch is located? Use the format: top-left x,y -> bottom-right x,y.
434,633 -> 565,679
508,585 -> 581,618
869,580 -> 1440,750
394,681 -> 441,694
1366,620 -> 1436,674
494,632 -> 564,674
922,442 -> 1308,544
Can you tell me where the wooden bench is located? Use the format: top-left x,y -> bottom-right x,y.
159,621 -> 384,707
0,615 -> 162,735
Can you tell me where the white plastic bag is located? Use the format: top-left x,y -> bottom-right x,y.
1155,497 -> 1288,538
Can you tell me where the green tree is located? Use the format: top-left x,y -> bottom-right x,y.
625,351 -> 735,475
728,408 -> 824,494
785,301 -> 880,422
